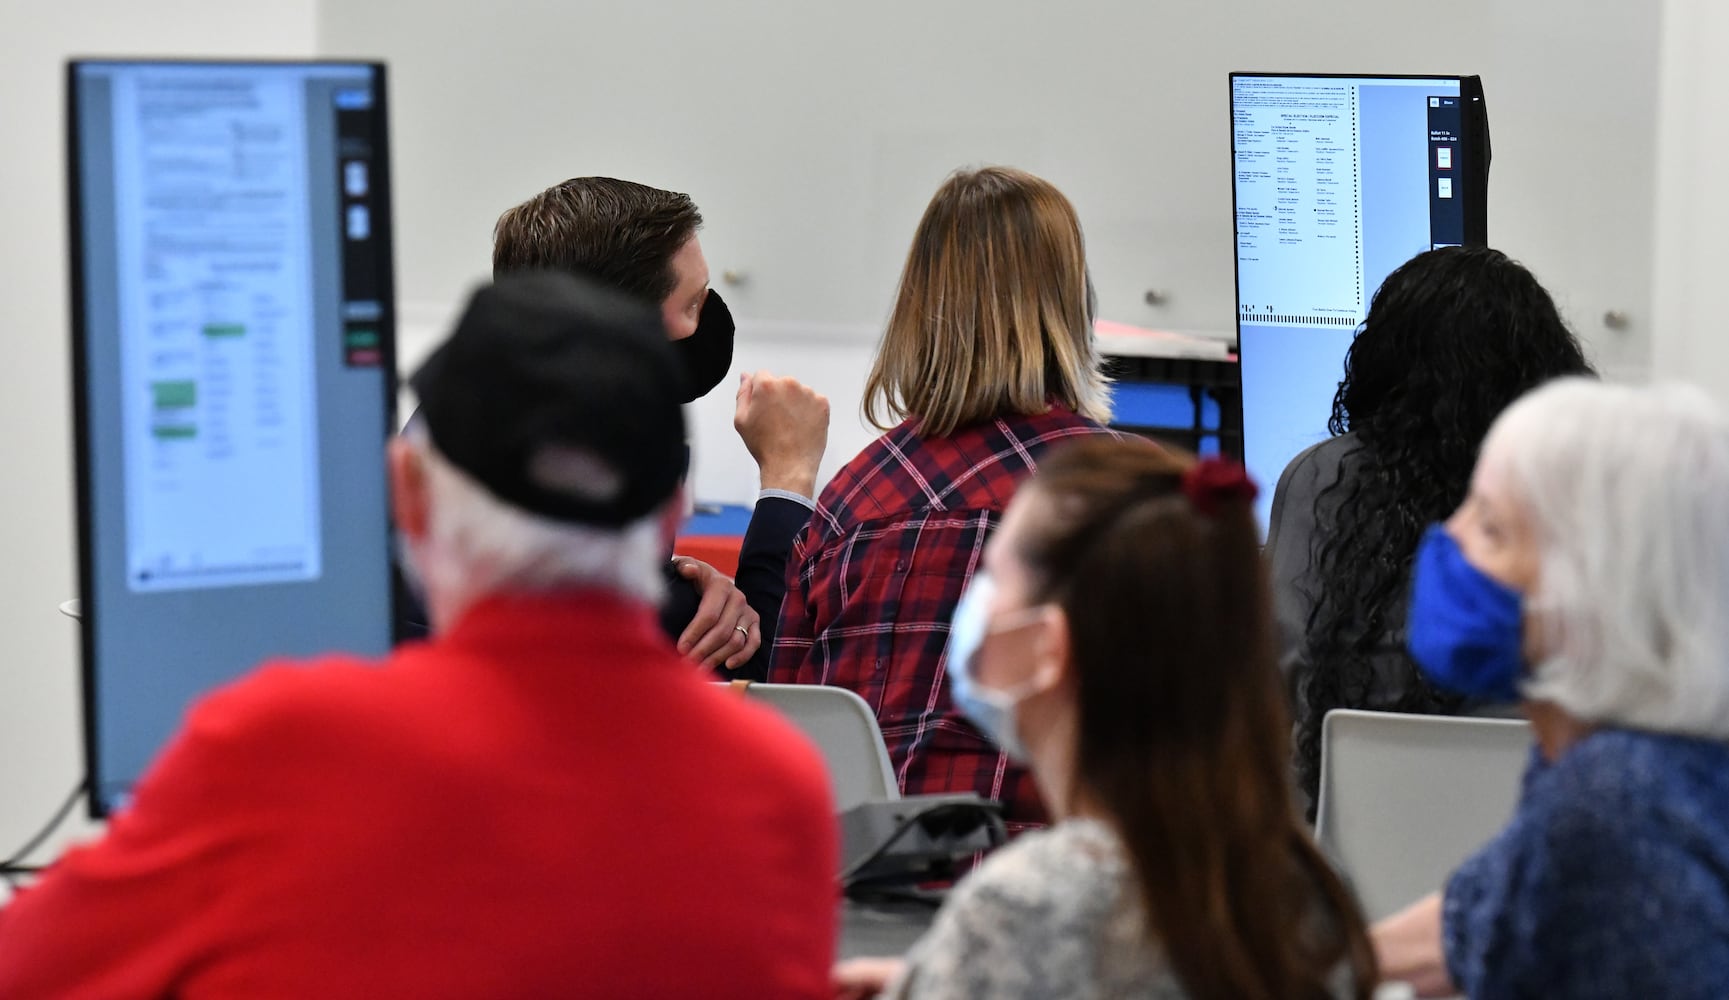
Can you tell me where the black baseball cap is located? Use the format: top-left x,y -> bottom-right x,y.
410,271 -> 688,527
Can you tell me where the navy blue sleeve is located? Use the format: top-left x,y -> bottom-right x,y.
1444,741 -> 1729,1000
726,495 -> 812,682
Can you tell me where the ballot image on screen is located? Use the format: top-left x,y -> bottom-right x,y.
69,61 -> 398,815
1231,74 -> 1482,533
110,71 -> 324,591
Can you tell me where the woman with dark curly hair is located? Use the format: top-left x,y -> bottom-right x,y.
1265,246 -> 1592,815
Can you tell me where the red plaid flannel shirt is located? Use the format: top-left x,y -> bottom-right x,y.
768,406 -> 1117,826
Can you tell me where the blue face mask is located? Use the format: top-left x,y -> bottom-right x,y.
946,572 -> 1040,763
1406,525 -> 1526,702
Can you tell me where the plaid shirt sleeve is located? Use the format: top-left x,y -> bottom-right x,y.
770,520 -> 821,669
768,409 -> 1119,827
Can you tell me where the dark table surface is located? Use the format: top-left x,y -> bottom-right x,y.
837,898 -> 937,960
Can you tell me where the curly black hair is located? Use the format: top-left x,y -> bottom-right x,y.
1293,246 -> 1592,813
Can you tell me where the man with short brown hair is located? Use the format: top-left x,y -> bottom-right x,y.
493,178 -> 712,344
483,177 -> 830,679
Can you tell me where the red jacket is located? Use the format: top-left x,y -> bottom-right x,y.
0,591 -> 838,999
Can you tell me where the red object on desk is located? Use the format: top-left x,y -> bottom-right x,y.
675,536 -> 743,578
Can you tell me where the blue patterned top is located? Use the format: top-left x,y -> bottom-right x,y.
1444,728 -> 1729,998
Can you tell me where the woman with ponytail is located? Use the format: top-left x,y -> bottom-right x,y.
834,436 -> 1376,1000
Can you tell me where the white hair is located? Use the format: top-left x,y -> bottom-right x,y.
1480,378 -> 1729,737
400,427 -> 668,629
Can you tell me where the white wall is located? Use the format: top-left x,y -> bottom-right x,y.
0,0 -> 1675,853
0,0 -> 318,859
1477,2 -> 1659,382
335,0 -> 1662,504
395,306 -> 882,508
1652,1 -> 1729,398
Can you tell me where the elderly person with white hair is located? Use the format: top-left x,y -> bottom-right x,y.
1373,378 -> 1729,998
0,273 -> 838,999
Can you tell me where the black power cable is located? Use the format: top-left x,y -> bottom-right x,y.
0,779 -> 89,880
840,801 -> 1008,899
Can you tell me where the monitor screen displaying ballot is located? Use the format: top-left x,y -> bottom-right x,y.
1232,73 -> 1485,532
68,61 -> 398,815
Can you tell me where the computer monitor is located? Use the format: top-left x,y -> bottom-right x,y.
1231,73 -> 1488,532
68,60 -> 399,816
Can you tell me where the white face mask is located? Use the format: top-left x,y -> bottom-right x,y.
945,572 -> 1048,762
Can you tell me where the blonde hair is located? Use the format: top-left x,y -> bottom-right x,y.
864,166 -> 1110,438
1480,378 -> 1729,738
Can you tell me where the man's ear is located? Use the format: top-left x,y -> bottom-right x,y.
389,438 -> 430,542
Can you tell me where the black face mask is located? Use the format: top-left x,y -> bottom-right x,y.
672,289 -> 735,402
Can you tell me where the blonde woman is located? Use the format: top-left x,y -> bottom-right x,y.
768,166 -> 1116,826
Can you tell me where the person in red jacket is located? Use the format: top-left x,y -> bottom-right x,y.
0,273 -> 839,999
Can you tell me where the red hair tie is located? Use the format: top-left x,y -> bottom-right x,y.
1181,458 -> 1259,517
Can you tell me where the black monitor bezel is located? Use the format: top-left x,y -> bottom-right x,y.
66,58 -> 400,818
